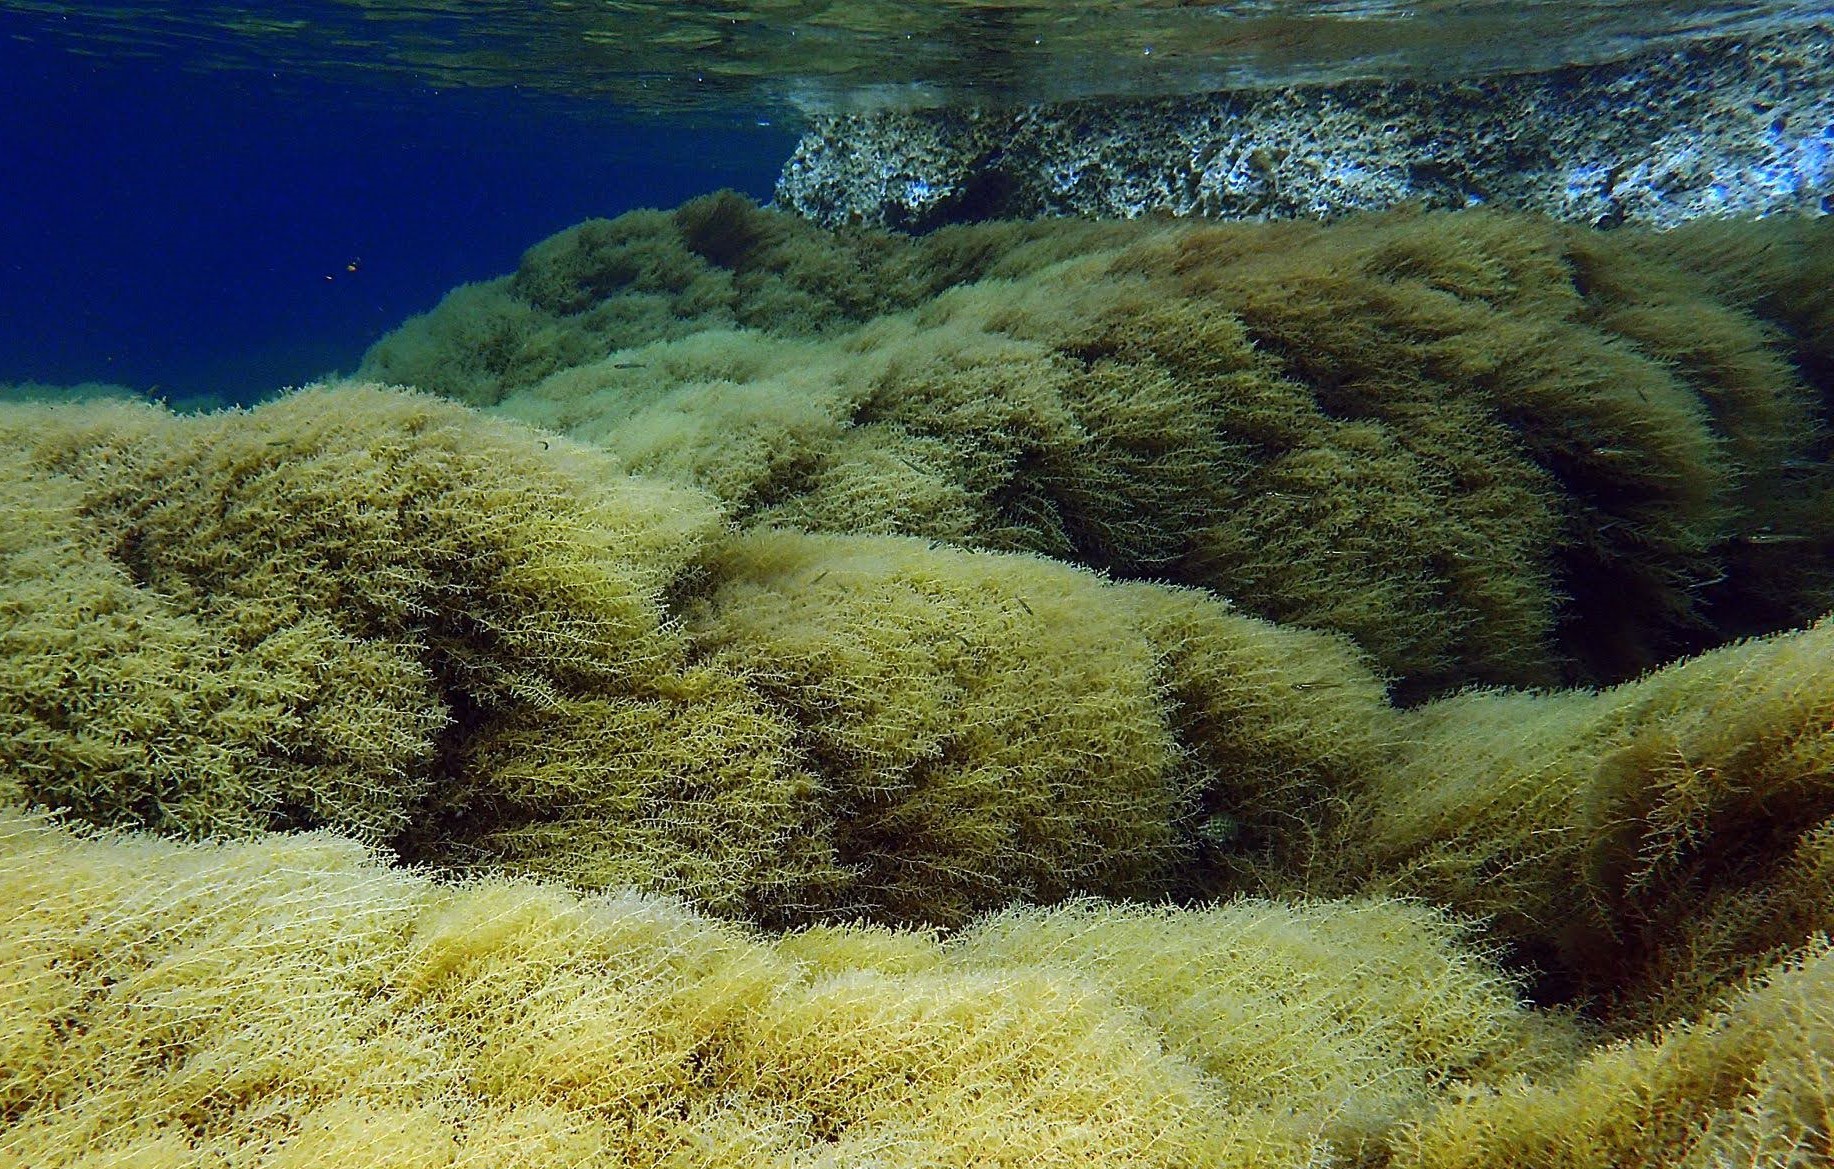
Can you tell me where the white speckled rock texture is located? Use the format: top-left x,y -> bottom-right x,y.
776,23 -> 1833,229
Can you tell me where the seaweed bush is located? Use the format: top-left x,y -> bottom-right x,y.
5,199 -> 1833,1167
365,195 -> 1833,694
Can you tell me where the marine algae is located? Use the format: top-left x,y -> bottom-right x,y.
4,200 -> 1833,1167
364,193 -> 1832,694
0,810 -> 1565,1169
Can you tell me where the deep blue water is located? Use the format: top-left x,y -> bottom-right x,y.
0,14 -> 796,406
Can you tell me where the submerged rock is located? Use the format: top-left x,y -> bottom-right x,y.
777,22 -> 1834,230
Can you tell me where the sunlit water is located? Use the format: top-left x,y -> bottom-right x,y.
5,1 -> 1826,116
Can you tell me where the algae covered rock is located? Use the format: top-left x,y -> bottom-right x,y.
1391,941 -> 1834,1169
365,194 -> 1834,695
1329,614 -> 1834,1025
684,528 -> 1202,925
6,802 -> 1824,1169
0,809 -> 1572,1169
5,195 -> 1834,1169
1,382 -> 1390,926
0,384 -> 839,916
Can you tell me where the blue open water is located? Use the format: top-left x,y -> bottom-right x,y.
0,13 -> 794,405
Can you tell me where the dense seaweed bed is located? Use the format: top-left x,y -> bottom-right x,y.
3,199 -> 1832,1167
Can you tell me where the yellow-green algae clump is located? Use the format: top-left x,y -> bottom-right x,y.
365,193 -> 1834,695
3,201 -> 1833,1167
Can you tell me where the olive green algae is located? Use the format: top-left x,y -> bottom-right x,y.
3,200 -> 1833,1169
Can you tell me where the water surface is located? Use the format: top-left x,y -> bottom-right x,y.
6,0 -> 1826,115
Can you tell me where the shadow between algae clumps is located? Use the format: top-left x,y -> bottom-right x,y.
3,196 -> 1834,1168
